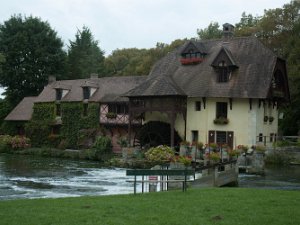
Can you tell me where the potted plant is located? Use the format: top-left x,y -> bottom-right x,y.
264,116 -> 268,122
209,152 -> 221,164
106,112 -> 117,119
213,117 -> 229,125
269,116 -> 274,123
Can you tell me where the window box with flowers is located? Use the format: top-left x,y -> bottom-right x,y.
106,112 -> 117,119
213,117 -> 229,125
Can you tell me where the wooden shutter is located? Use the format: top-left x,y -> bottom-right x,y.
208,130 -> 215,143
227,131 -> 234,149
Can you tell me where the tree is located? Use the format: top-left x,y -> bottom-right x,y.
197,22 -> 222,40
235,12 -> 260,37
0,15 -> 66,106
103,39 -> 186,76
67,26 -> 105,79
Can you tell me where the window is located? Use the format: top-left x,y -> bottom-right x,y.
83,87 -> 90,99
218,61 -> 229,82
108,104 -> 129,114
258,133 -> 263,142
56,89 -> 63,101
216,131 -> 227,144
55,104 -> 61,117
270,133 -> 274,142
195,101 -> 201,111
191,130 -> 199,142
216,102 -> 228,118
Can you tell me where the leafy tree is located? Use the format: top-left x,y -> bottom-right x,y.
104,39 -> 185,76
235,12 -> 260,37
197,22 -> 222,40
67,26 -> 105,79
0,15 -> 66,106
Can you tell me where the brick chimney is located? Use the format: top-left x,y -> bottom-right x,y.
222,23 -> 234,40
48,75 -> 56,84
90,73 -> 98,79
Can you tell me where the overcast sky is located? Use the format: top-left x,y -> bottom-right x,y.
0,0 -> 291,97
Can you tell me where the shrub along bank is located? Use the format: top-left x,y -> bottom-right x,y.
0,188 -> 299,225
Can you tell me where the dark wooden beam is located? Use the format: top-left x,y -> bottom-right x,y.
202,97 -> 206,109
229,98 -> 233,110
249,98 -> 252,110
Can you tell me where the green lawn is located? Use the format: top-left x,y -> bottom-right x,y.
0,188 -> 299,225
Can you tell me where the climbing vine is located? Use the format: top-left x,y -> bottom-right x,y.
25,103 -> 55,147
61,102 -> 100,149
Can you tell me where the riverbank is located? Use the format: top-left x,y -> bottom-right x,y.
0,188 -> 299,225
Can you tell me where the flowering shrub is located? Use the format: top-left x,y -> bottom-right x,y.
145,145 -> 175,164
10,136 -> 31,149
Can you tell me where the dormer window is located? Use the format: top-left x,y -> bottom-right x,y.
211,46 -> 238,83
218,61 -> 229,82
83,87 -> 90,100
56,89 -> 63,101
180,41 -> 207,65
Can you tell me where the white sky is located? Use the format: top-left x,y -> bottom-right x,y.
0,0 -> 291,97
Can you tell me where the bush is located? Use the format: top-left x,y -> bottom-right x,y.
265,151 -> 293,165
92,136 -> 112,154
48,134 -> 62,148
0,135 -> 12,152
145,145 -> 175,164
10,136 -> 31,149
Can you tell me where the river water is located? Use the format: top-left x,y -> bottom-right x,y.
0,154 -> 299,200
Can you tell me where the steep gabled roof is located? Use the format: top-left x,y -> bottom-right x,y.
211,46 -> 238,68
5,97 -> 37,121
147,36 -> 278,99
124,75 -> 186,97
35,76 -> 147,103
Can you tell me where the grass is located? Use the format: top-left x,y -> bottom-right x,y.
0,188 -> 299,225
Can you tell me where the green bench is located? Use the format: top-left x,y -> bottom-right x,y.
126,169 -> 195,194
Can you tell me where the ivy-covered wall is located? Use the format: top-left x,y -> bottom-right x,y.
61,102 -> 99,148
25,103 -> 55,147
23,102 -> 100,148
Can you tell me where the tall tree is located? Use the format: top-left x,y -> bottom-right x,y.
197,22 -> 222,40
67,26 -> 105,79
0,15 -> 66,105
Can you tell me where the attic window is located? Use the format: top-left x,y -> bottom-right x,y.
218,61 -> 229,82
180,51 -> 204,65
56,89 -> 63,101
83,87 -> 90,99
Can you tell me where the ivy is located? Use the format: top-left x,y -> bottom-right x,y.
61,102 -> 100,149
25,103 -> 55,147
